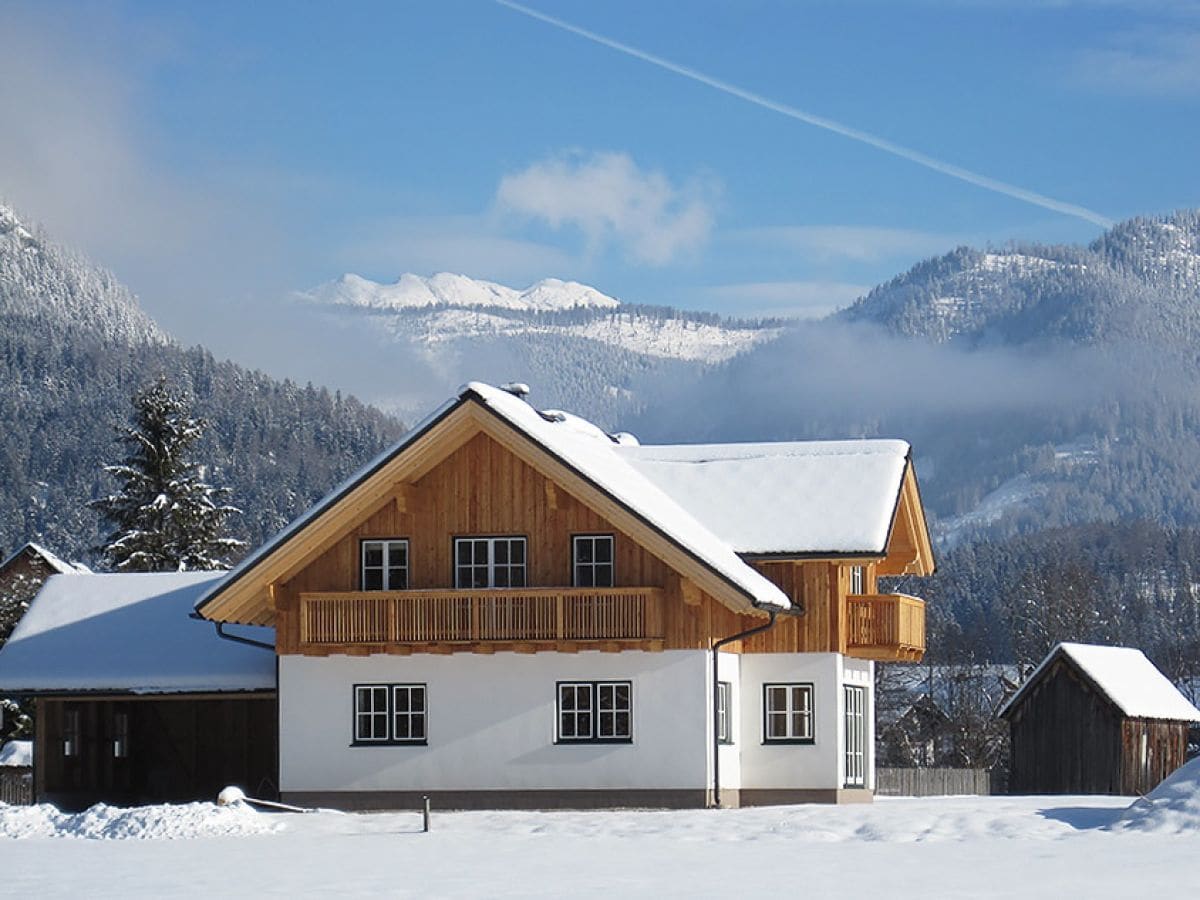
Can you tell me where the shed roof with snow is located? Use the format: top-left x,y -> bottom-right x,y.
999,643 -> 1200,722
0,572 -> 274,694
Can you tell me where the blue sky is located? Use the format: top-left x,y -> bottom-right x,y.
3,0 -> 1200,351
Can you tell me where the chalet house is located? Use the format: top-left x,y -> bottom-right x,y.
194,381 -> 934,809
1000,643 -> 1200,796
0,382 -> 933,809
0,573 -> 276,810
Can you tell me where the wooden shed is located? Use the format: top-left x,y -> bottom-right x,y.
0,571 -> 277,811
999,643 -> 1200,796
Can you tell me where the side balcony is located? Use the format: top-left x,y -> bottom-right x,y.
297,586 -> 666,655
846,593 -> 926,662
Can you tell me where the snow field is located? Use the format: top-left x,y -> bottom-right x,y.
5,792 -> 1200,897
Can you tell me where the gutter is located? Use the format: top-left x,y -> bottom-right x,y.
189,610 -> 276,652
711,602 -> 796,808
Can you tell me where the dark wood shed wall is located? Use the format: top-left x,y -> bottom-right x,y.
1008,660 -> 1124,795
1007,659 -> 1191,795
35,695 -> 277,812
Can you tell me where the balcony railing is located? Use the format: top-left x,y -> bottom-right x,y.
298,586 -> 665,648
847,593 -> 926,661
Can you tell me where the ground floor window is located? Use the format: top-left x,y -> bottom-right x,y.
763,683 -> 814,743
844,685 -> 867,787
353,684 -> 427,745
63,707 -> 81,758
557,681 -> 632,743
717,681 -> 734,744
112,710 -> 130,759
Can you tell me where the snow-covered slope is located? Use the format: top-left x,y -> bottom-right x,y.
0,204 -> 166,346
301,272 -> 620,313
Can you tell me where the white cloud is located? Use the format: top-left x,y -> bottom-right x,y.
702,281 -> 868,320
496,152 -> 715,265
1070,28 -> 1200,96
736,225 -> 961,264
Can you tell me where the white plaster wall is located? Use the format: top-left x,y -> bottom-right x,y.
279,650 -> 710,793
738,653 -> 846,791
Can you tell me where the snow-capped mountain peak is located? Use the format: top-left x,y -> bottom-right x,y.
300,272 -> 622,313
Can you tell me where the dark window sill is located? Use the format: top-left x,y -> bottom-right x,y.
762,738 -> 815,745
349,740 -> 429,748
554,738 -> 633,745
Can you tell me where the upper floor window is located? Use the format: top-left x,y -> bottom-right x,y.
849,565 -> 865,596
763,683 -> 814,744
455,536 -> 526,588
573,534 -> 614,587
361,539 -> 408,591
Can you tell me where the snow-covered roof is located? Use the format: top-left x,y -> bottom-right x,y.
0,542 -> 90,575
0,740 -> 31,767
1000,643 -> 1200,722
621,440 -> 910,555
0,573 -> 274,694
466,383 -> 791,610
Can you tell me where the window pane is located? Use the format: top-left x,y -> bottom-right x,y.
560,712 -> 576,738
769,712 -> 787,738
471,567 -> 489,589
394,690 -> 409,713
395,716 -> 410,739
494,541 -> 509,564
388,543 -> 407,566
510,566 -> 526,588
577,713 -> 591,736
768,687 -> 786,712
576,687 -> 592,711
576,539 -> 594,563
364,543 -> 383,567
596,538 -> 612,563
560,686 -> 576,711
792,712 -> 809,737
411,716 -> 425,740
614,712 -> 630,737
510,540 -> 525,564
494,567 -> 510,588
792,687 -> 810,712
598,686 -> 614,711
457,541 -> 473,565
613,684 -> 629,708
388,567 -> 407,589
411,688 -> 425,712
363,569 -> 383,590
595,564 -> 613,587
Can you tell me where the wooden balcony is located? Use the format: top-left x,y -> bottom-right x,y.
298,586 -> 665,654
846,594 -> 926,662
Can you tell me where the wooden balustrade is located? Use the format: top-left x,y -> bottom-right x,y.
846,594 -> 926,661
299,586 -> 665,649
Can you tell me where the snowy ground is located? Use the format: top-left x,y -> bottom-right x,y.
4,785 -> 1200,899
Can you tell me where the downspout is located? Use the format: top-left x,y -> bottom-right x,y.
711,603 -> 783,809
188,611 -> 276,652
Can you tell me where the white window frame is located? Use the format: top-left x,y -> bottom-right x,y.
763,683 -> 814,744
717,681 -> 734,745
361,539 -> 409,591
557,680 -> 632,743
352,683 -> 427,746
454,536 -> 527,589
849,564 -> 865,596
572,534 -> 615,588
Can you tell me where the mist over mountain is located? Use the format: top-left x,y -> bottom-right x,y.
292,270 -> 782,424
632,210 -> 1200,547
0,204 -> 402,564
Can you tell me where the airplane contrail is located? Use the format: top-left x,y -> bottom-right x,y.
495,0 -> 1114,228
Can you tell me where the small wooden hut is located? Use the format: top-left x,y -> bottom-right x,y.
1000,643 -> 1200,796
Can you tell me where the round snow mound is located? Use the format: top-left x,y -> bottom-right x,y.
1116,756 -> 1200,833
0,800 -> 281,840
218,785 -> 247,806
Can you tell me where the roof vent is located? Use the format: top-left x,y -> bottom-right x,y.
500,382 -> 531,399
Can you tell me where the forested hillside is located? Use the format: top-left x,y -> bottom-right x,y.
0,206 -> 403,566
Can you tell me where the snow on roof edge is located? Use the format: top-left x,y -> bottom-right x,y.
999,642 -> 1200,721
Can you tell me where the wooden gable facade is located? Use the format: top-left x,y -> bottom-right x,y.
198,391 -> 931,662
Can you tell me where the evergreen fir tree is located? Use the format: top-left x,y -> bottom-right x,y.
91,377 -> 245,571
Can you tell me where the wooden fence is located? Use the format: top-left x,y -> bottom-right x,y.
876,767 -> 992,797
0,768 -> 33,805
